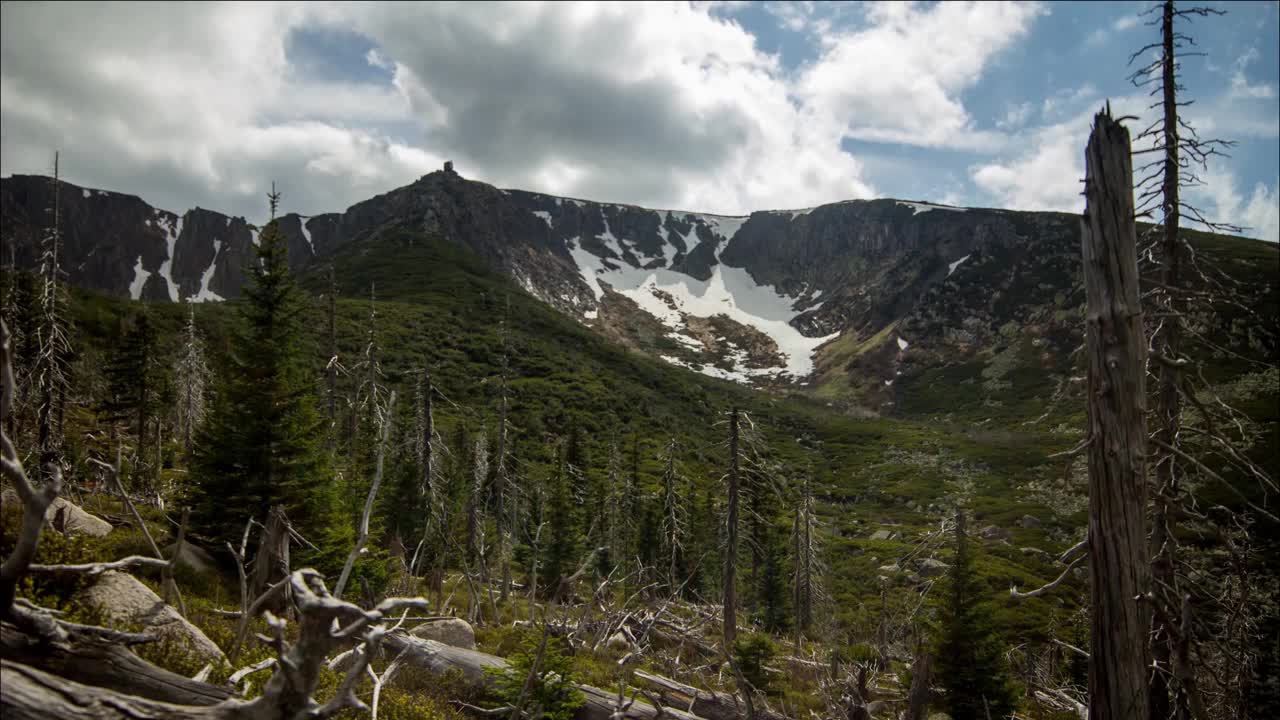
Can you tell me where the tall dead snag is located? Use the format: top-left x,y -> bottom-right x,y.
36,153 -> 71,469
334,390 -> 397,600
325,264 -> 339,450
1081,106 -> 1152,720
660,437 -> 685,597
722,407 -> 741,653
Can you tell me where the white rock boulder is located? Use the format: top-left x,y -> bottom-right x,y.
409,617 -> 476,650
2,488 -> 112,537
72,571 -> 225,664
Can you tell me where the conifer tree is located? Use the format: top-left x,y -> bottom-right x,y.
189,187 -> 345,570
935,510 -> 1016,720
542,438 -> 578,595
103,311 -> 162,473
172,304 -> 209,455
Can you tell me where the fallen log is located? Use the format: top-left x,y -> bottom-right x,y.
633,669 -> 791,720
374,633 -> 708,720
0,620 -> 232,706
0,659 -> 235,720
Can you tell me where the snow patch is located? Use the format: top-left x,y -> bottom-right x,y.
157,214 -> 182,302
947,254 -> 971,277
897,201 -> 967,216
566,233 -> 837,379
128,256 -> 150,300
250,228 -> 260,247
897,336 -> 909,351
584,309 -> 598,320
82,189 -> 91,199
532,211 -> 553,228
300,218 -> 314,255
884,379 -> 894,386
192,241 -> 224,302
96,190 -> 107,196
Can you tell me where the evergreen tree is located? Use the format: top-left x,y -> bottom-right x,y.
541,439 -> 578,594
103,311 -> 162,474
935,510 -> 1016,720
189,191 -> 345,571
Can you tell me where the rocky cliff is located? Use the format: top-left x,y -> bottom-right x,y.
4,167 -> 1274,415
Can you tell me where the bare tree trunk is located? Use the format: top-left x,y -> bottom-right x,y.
1149,5 -> 1182,718
723,407 -> 740,654
904,645 -> 933,720
249,505 -> 291,614
1081,106 -> 1152,720
325,264 -> 337,450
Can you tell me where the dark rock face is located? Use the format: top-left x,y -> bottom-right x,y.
5,171 -> 1272,407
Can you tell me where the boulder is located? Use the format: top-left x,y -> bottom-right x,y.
1019,514 -> 1041,529
877,564 -> 901,574
165,541 -> 218,577
1020,547 -> 1052,561
978,525 -> 1011,542
409,618 -> 476,650
869,529 -> 894,541
2,488 -> 112,537
72,571 -> 225,664
918,559 -> 950,577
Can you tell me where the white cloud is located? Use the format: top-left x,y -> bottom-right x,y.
972,94 -> 1146,213
1192,166 -> 1280,243
797,1 -> 1044,152
1229,48 -> 1278,100
997,101 -> 1035,130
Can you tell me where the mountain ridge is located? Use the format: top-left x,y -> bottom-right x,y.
3,168 -> 1275,416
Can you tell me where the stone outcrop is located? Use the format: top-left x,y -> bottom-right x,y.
2,488 -> 112,537
72,571 -> 225,664
408,617 -> 476,650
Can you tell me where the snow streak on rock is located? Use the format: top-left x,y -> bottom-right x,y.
896,201 -> 968,216
569,209 -> 835,381
158,212 -> 182,301
947,254 -> 971,277
128,256 -> 150,300
192,240 -> 224,302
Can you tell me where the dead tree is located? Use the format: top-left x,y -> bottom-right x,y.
3,318 -> 436,718
494,296 -> 514,602
1081,106 -> 1153,720
791,472 -> 822,642
660,437 -> 686,597
722,407 -> 741,653
35,152 -> 71,469
173,304 -> 209,455
324,264 -> 339,450
334,390 -> 397,599
1129,5 -> 1263,718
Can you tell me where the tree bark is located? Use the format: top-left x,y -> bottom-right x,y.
0,621 -> 232,706
1081,107 -> 1152,720
904,649 -> 932,720
723,408 -> 740,654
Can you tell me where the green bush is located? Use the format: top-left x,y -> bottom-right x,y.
484,632 -> 584,720
733,633 -> 776,695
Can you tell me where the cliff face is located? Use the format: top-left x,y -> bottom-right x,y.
4,168 -> 1274,414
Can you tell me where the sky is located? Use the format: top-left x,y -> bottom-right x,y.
2,1 -> 1277,241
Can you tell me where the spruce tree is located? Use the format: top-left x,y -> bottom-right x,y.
189,191 -> 345,571
935,510 -> 1016,720
103,311 -> 162,473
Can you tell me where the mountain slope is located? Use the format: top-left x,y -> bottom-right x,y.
3,168 -> 1275,419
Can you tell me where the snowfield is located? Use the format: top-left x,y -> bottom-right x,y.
569,209 -> 837,381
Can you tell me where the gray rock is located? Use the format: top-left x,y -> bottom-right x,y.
869,529 -> 893,541
2,488 -> 112,537
73,571 -> 225,664
919,559 -> 950,577
409,617 -> 476,650
978,525 -> 1011,541
1020,547 -> 1051,561
877,564 -> 901,574
1072,567 -> 1089,582
1019,514 -> 1042,529
165,542 -> 218,577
